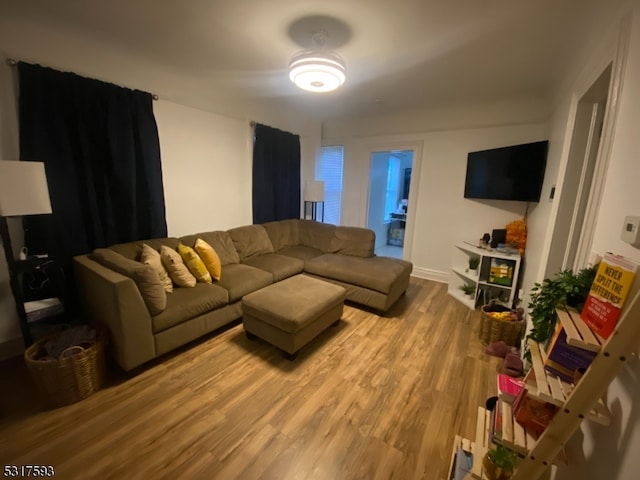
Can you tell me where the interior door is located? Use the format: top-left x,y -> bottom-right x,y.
365,146 -> 417,259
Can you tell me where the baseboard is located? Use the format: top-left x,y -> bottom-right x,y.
411,267 -> 449,284
0,336 -> 24,361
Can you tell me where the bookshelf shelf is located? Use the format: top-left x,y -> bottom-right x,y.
495,403 -> 567,467
446,407 -> 491,479
525,340 -> 611,425
556,307 -> 604,352
449,256 -> 640,480
448,242 -> 521,310
447,405 -> 563,480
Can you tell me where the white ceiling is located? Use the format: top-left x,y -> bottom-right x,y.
1,0 -> 631,122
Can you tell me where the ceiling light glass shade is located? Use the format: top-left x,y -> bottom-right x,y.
289,50 -> 346,93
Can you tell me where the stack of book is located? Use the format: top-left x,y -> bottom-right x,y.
543,322 -> 597,383
512,387 -> 558,438
496,373 -> 524,404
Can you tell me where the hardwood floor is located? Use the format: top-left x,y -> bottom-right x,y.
0,278 -> 502,480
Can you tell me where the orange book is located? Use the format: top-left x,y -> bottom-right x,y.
580,253 -> 637,339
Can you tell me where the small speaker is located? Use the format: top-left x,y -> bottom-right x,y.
490,229 -> 507,248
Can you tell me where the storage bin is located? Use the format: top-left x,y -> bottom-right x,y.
479,304 -> 525,347
24,329 -> 106,408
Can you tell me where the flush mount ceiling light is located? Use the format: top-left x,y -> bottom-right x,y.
289,30 -> 346,93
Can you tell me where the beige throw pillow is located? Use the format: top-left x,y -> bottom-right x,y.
140,243 -> 173,293
160,245 -> 196,288
194,238 -> 222,281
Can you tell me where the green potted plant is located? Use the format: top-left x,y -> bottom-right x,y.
460,284 -> 475,296
525,265 -> 598,360
482,445 -> 518,480
469,256 -> 480,270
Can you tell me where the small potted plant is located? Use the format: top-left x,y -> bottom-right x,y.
482,445 -> 518,480
469,256 -> 480,270
460,284 -> 475,296
525,265 -> 598,361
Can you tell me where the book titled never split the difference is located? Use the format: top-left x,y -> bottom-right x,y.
581,253 -> 638,339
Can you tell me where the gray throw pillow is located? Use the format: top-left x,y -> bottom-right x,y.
91,248 -> 167,315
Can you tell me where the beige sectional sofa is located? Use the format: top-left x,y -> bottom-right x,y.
73,219 -> 412,371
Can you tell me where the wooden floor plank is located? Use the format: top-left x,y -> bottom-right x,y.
0,278 -> 501,479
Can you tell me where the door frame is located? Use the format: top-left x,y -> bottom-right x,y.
362,140 -> 423,261
542,15 -> 630,278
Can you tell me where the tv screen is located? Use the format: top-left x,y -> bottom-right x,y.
464,141 -> 548,202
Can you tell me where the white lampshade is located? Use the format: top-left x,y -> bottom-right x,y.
0,161 -> 52,217
305,180 -> 325,202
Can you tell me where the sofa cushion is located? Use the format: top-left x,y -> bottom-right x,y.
180,231 -> 240,266
277,245 -> 324,264
217,263 -> 273,302
178,243 -> 212,284
152,283 -> 229,333
329,226 -> 375,258
298,220 -> 336,252
109,238 -> 179,261
242,253 -> 305,282
262,219 -> 300,251
140,243 -> 173,293
194,238 -> 222,281
161,246 -> 197,288
227,225 -> 275,261
91,248 -> 167,315
305,254 -> 413,294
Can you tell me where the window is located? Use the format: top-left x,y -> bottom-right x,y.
383,155 -> 401,220
317,145 -> 344,225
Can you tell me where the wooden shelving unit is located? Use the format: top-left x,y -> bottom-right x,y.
448,277 -> 640,480
448,242 -> 521,310
446,407 -> 491,479
525,340 -> 611,426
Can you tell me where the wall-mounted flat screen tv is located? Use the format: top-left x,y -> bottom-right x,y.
464,140 -> 549,202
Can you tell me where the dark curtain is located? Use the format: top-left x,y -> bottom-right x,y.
18,62 -> 167,269
252,123 -> 301,224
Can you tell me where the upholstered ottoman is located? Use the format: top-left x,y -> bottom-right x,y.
241,274 -> 345,359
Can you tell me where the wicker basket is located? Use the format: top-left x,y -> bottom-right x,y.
24,330 -> 106,408
479,304 -> 525,347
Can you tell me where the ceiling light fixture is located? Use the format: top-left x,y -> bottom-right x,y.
289,30 -> 346,93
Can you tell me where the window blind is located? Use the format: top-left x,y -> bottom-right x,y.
317,146 -> 344,225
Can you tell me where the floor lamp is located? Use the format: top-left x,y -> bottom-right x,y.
0,161 -> 54,346
304,180 -> 325,222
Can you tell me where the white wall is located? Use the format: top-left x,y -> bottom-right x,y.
154,101 -> 253,236
571,7 -> 640,480
522,5 -> 640,479
325,121 -> 547,283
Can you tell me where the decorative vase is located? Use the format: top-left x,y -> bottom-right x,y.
482,451 -> 514,480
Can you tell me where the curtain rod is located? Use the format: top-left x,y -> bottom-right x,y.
5,58 -> 159,100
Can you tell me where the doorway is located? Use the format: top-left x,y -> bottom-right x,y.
366,150 -> 413,259
546,64 -> 612,276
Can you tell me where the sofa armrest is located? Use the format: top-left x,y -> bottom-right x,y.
73,255 -> 156,371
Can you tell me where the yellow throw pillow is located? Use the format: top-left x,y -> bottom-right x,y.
160,245 -> 196,288
177,243 -> 212,284
140,243 -> 173,293
194,238 -> 222,281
